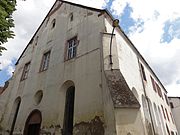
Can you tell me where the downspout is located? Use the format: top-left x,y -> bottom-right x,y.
137,58 -> 156,135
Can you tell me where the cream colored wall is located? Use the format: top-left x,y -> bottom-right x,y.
115,109 -> 145,135
104,16 -> 178,135
139,61 -> 178,134
0,2 -> 107,135
0,2 -> 178,135
103,17 -> 146,135
169,97 -> 180,134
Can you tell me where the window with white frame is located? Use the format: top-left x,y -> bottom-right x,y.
40,51 -> 51,71
67,37 -> 78,60
21,62 -> 31,80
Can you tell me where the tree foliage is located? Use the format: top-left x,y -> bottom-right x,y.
0,0 -> 16,55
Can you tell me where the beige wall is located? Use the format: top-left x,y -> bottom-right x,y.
0,1 -> 178,135
103,15 -> 178,135
0,2 -> 107,135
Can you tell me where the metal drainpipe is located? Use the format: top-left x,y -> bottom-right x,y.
109,19 -> 119,70
137,58 -> 156,135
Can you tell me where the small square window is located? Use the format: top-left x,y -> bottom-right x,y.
21,62 -> 31,80
51,19 -> 56,29
70,13 -> 73,21
66,37 -> 78,60
170,102 -> 174,108
40,51 -> 51,71
35,36 -> 39,46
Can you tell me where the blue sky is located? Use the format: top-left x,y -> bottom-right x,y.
0,58 -> 16,85
0,0 -> 180,96
161,18 -> 180,43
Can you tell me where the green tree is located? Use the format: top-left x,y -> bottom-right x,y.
0,0 -> 16,56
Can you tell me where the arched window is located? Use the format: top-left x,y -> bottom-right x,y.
147,99 -> 158,134
142,95 -> 153,135
158,106 -> 166,135
166,124 -> 170,135
63,86 -> 75,135
10,97 -> 21,135
23,109 -> 42,135
153,103 -> 163,135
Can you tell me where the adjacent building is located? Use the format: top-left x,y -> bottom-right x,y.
0,0 -> 178,135
169,97 -> 180,134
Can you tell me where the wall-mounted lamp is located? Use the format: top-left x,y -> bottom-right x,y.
109,19 -> 119,68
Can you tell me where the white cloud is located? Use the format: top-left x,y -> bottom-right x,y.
166,83 -> 180,96
0,0 -> 107,66
7,65 -> 15,76
0,59 -> 12,70
0,0 -> 56,70
0,0 -> 179,96
111,0 -> 180,96
111,0 -> 129,17
0,0 -> 107,83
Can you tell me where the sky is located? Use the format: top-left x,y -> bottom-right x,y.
0,0 -> 179,96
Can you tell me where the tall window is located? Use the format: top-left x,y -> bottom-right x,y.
66,37 -> 78,60
140,64 -> 146,81
10,98 -> 21,135
164,93 -> 169,105
156,83 -> 163,99
170,112 -> 175,124
166,124 -> 170,135
150,76 -> 156,92
161,105 -> 166,120
40,51 -> 51,71
69,13 -> 73,21
63,86 -> 75,135
165,108 -> 170,122
21,62 -> 31,80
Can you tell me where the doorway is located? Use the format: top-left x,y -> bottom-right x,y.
23,109 -> 42,135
